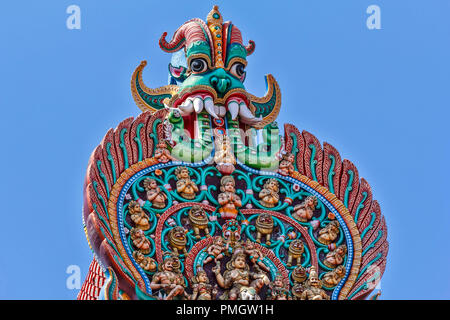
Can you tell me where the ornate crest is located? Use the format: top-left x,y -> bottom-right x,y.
79,6 -> 388,300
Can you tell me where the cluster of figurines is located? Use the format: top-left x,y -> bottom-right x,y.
126,152 -> 348,299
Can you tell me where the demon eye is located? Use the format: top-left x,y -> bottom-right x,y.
190,58 -> 208,73
230,62 -> 246,78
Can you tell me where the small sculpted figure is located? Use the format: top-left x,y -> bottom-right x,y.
188,205 -> 210,239
154,142 -> 175,163
292,196 -> 318,222
322,265 -> 346,288
130,228 -> 151,254
301,267 -> 329,300
323,244 -> 347,268
175,166 -> 199,200
168,226 -> 188,256
255,213 -> 274,245
258,178 -> 279,208
132,251 -> 157,273
150,253 -> 188,300
277,152 -> 295,176
213,250 -> 254,300
318,221 -> 340,245
217,176 -> 242,219
248,265 -> 271,299
268,273 -> 290,300
203,237 -> 227,265
143,178 -> 167,209
286,239 -> 305,267
128,200 -> 150,231
244,239 -> 270,272
191,267 -> 218,300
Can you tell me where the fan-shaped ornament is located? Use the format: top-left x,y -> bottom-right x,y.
79,6 -> 388,301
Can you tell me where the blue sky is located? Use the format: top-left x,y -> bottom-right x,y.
0,0 -> 449,299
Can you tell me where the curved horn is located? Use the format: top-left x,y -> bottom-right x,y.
131,60 -> 179,113
245,40 -> 255,56
247,74 -> 281,129
159,18 -> 213,54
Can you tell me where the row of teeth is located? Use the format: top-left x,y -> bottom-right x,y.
177,95 -> 262,125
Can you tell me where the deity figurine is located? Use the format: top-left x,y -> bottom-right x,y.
286,239 -> 305,267
277,152 -> 295,176
188,205 -> 210,239
154,141 -> 175,163
292,196 -> 318,222
175,166 -> 199,200
323,244 -> 347,268
214,135 -> 236,175
128,200 -> 150,231
132,251 -> 157,273
130,228 -> 150,254
150,252 -> 189,300
268,273 -> 290,300
301,267 -> 329,300
168,226 -> 188,256
203,237 -> 227,265
143,178 -> 167,209
255,213 -> 274,245
258,178 -> 279,208
322,265 -> 346,288
249,265 -> 271,299
217,176 -> 242,220
318,221 -> 340,245
244,239 -> 270,272
191,267 -> 218,300
212,250 -> 253,300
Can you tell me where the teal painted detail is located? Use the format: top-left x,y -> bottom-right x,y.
252,82 -> 277,118
179,68 -> 245,97
362,230 -> 383,257
149,119 -> 162,154
113,255 -> 137,283
354,192 -> 368,222
288,132 -> 299,171
343,170 -> 354,208
186,40 -> 212,61
135,71 -> 171,110
347,271 -> 380,300
328,155 -> 336,194
309,144 -> 318,181
134,123 -> 144,162
93,203 -> 112,234
106,143 -> 117,184
119,128 -> 129,169
225,43 -> 247,66
93,181 -> 108,218
360,212 -> 376,239
356,252 -> 382,281
96,160 -> 110,197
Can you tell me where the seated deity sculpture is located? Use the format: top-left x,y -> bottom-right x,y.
318,221 -> 340,245
258,178 -> 280,208
175,166 -> 199,200
128,200 -> 150,230
292,196 -> 318,222
143,178 -> 167,209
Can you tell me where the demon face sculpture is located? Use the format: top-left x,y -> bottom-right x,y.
131,6 -> 280,131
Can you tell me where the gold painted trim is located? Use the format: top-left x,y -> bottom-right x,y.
247,74 -> 282,129
131,60 -> 179,113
